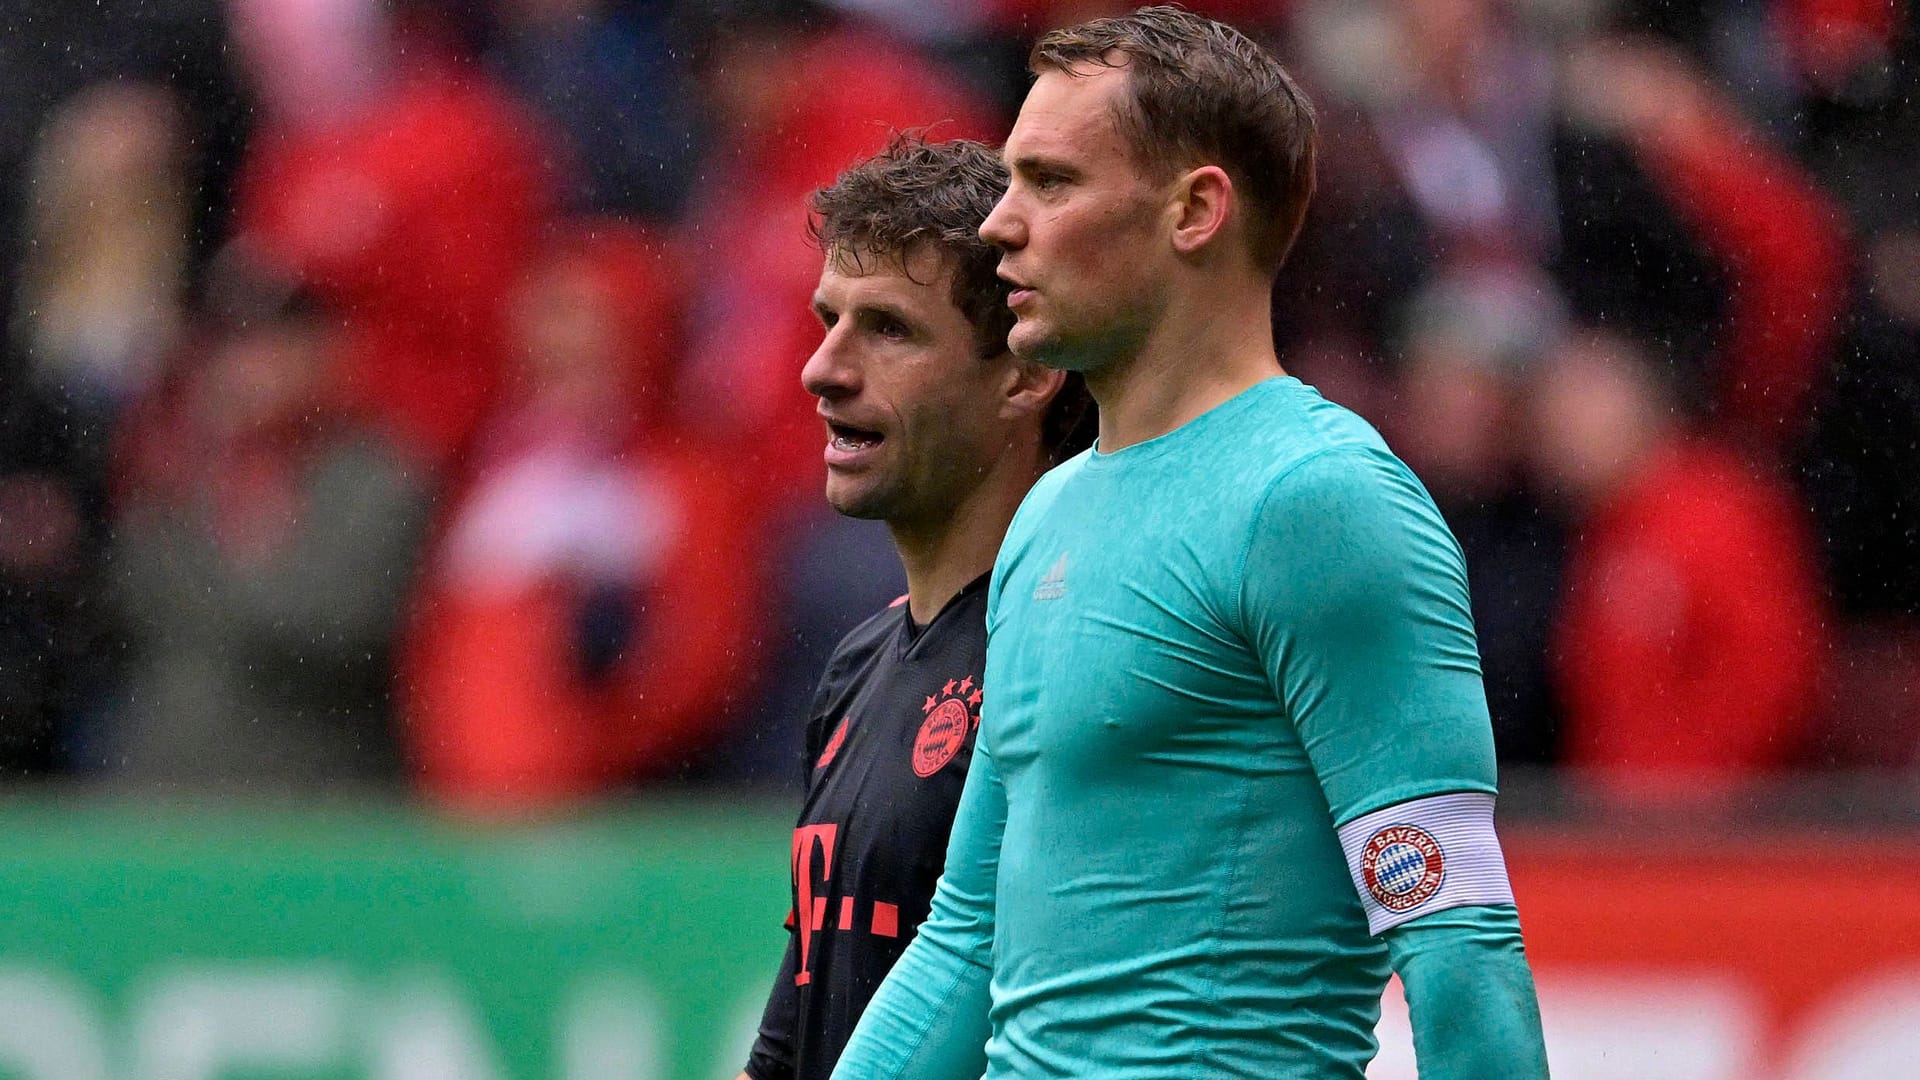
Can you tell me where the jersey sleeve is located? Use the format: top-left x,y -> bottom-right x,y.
829,733 -> 1001,1079
744,929 -> 800,1080
746,663 -> 844,1080
1238,447 -> 1498,825
1386,905 -> 1549,1078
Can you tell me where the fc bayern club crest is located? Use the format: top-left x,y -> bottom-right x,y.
913,676 -> 981,778
1361,823 -> 1447,912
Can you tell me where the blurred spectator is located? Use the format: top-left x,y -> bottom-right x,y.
0,0 -> 247,343
1386,267 -> 1568,765
404,223 -> 760,811
229,0 -> 556,471
0,389 -> 105,776
1532,330 -> 1827,805
1794,0 -> 1915,233
1785,6 -> 1920,769
1558,35 -> 1850,454
1276,0 -> 1559,366
0,81 -> 196,777
1797,231 -> 1920,768
489,0 -> 703,220
106,261 -> 428,788
1299,0 -> 1559,261
16,82 -> 190,416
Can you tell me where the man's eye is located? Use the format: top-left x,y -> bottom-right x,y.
1033,173 -> 1066,192
875,318 -> 910,340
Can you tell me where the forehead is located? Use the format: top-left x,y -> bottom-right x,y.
1005,63 -> 1133,162
815,245 -> 959,308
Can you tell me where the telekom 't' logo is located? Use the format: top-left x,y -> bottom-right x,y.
791,824 -> 838,986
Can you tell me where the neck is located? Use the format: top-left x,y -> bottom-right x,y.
890,442 -> 1044,625
1088,274 -> 1282,452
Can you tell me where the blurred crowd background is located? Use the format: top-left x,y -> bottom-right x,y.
0,0 -> 1912,815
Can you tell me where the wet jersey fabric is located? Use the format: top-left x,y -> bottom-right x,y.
745,575 -> 989,1080
834,377 -> 1543,1078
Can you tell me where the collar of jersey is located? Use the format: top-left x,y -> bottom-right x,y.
900,569 -> 992,652
1081,375 -> 1297,473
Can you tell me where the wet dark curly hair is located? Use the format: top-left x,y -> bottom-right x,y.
810,133 -> 1094,462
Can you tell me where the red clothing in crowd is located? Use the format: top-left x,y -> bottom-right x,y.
678,29 -> 998,515
1555,440 -> 1827,801
234,54 -> 555,471
404,226 -> 760,810
405,439 -> 759,809
1631,99 -> 1849,448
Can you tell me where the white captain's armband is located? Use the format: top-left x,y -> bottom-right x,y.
1336,791 -> 1514,935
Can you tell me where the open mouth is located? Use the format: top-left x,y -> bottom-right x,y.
827,421 -> 884,457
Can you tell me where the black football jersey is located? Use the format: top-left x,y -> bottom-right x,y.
744,573 -> 987,1080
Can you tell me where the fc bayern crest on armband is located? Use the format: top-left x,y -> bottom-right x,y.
1361,823 -> 1447,912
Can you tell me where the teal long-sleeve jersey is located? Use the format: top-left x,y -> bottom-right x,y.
832,376 -> 1546,1079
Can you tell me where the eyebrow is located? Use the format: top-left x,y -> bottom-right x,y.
857,301 -> 916,327
812,296 -> 917,327
1007,152 -> 1079,178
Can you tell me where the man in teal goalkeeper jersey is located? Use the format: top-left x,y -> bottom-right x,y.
831,6 -> 1549,1079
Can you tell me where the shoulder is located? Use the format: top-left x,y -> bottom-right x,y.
804,600 -> 903,750
1231,380 -> 1403,491
1196,383 -> 1442,560
1016,450 -> 1090,528
1257,444 -> 1435,525
1235,443 -> 1469,628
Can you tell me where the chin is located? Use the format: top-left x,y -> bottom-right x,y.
825,480 -> 892,522
1010,323 -> 1067,368
1014,330 -> 1100,374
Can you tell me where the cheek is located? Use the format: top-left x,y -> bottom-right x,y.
1052,206 -> 1154,281
899,377 -> 998,466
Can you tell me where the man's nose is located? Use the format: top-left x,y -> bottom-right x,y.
980,192 -> 1023,250
801,329 -> 857,401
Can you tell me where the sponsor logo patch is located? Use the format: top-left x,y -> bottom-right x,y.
1361,823 -> 1447,912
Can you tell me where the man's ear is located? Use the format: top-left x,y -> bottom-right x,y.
1169,165 -> 1233,256
999,357 -> 1067,422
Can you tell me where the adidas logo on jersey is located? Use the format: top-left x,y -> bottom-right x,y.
1033,552 -> 1069,601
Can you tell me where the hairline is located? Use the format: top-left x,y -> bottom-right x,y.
1028,52 -> 1190,184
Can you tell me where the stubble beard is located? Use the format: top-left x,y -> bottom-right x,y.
1010,314 -> 1101,374
1012,307 -> 1147,377
826,471 -> 896,522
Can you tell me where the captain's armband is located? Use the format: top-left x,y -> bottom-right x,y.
1336,791 -> 1514,935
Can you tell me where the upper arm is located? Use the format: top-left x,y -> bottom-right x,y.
1239,449 -> 1497,825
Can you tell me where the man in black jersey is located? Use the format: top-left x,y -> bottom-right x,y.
739,135 -> 1093,1080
